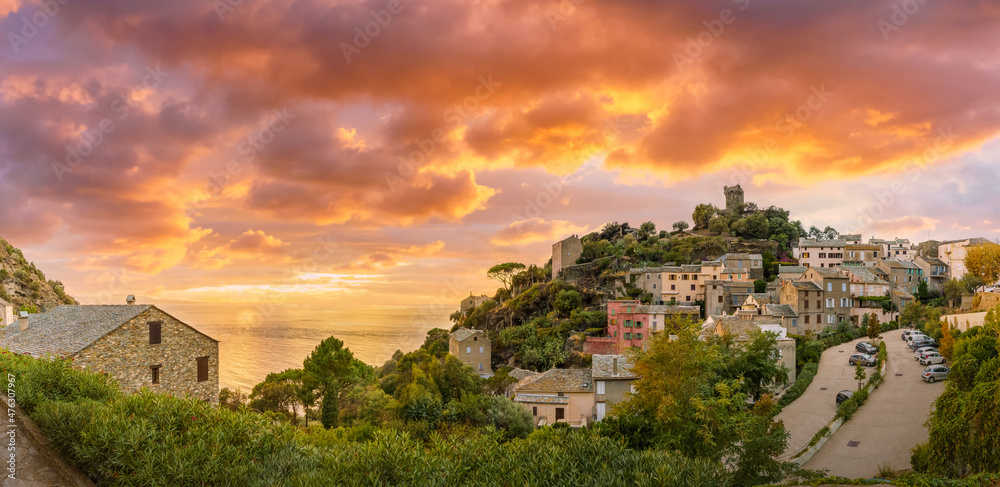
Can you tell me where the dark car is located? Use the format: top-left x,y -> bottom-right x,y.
836,390 -> 854,405
910,339 -> 937,351
856,341 -> 877,355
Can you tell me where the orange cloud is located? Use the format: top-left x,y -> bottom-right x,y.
492,218 -> 590,247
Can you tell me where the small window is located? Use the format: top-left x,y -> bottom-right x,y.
466,346 -> 471,354
478,362 -> 483,370
690,284 -> 696,291
596,381 -> 606,395
532,406 -> 537,416
479,346 -> 484,354
196,356 -> 209,382
148,321 -> 162,345
556,408 -> 565,421
151,364 -> 161,384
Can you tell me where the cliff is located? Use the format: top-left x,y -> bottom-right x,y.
0,236 -> 78,311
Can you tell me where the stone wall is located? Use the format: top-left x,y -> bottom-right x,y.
72,307 -> 219,403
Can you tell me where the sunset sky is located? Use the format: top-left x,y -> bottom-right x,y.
1,0 -> 999,305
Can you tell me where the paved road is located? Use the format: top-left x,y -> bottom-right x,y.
776,335 -> 882,460
803,332 -> 946,477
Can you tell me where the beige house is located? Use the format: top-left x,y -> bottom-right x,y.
843,243 -> 882,267
0,297 -> 13,328
938,238 -> 990,280
448,328 -> 493,376
796,238 -> 846,268
705,280 -> 754,316
630,260 -> 754,307
875,260 -> 923,295
914,256 -> 949,293
552,235 -> 584,280
719,253 -> 765,280
801,266 -> 852,327
0,303 -> 219,403
513,368 -> 594,427
592,355 -> 637,421
762,304 -> 800,335
701,315 -> 796,386
459,293 -> 491,316
778,280 -> 824,334
777,265 -> 808,282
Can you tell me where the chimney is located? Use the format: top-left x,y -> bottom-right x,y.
612,357 -> 618,376
18,311 -> 28,332
126,295 -> 136,305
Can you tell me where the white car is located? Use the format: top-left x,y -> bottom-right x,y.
906,333 -> 929,345
914,346 -> 937,360
919,352 -> 946,365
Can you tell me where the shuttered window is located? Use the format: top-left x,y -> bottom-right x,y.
197,356 -> 209,382
151,365 -> 161,384
148,321 -> 162,344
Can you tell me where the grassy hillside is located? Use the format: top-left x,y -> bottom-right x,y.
0,236 -> 78,311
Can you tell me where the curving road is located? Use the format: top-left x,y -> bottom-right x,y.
776,334 -> 883,461
803,332 -> 946,476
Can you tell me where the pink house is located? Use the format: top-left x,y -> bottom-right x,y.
605,300 -> 699,352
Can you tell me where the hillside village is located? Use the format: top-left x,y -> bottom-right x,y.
451,185 -> 1000,428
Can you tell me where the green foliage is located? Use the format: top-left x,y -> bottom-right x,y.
487,262 -> 527,295
672,220 -> 690,232
303,337 -> 373,429
835,386 -> 869,421
692,204 -> 717,230
553,289 -> 582,317
753,279 -> 767,293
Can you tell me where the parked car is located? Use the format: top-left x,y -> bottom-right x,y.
902,330 -> 922,340
906,333 -> 929,345
849,353 -> 877,367
911,339 -> 937,351
914,346 -> 937,360
919,352 -> 946,365
836,390 -> 854,405
922,365 -> 950,383
856,341 -> 878,355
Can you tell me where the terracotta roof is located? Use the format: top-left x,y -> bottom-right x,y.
513,394 -> 569,405
764,304 -> 798,317
514,368 -> 593,393
591,354 -> 637,379
0,305 -> 152,357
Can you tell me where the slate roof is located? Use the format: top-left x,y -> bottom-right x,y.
880,260 -> 921,270
634,305 -> 700,315
799,238 -> 847,248
846,243 -> 882,251
790,281 -> 822,291
513,368 -> 593,393
808,267 -> 847,279
917,256 -> 948,266
841,234 -> 862,241
513,394 -> 569,405
764,304 -> 798,317
842,267 -> 888,284
704,315 -> 783,340
507,368 -> 538,381
778,266 -> 808,278
450,328 -> 486,342
591,354 -> 637,379
0,305 -> 152,357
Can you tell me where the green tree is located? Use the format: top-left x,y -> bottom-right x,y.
554,289 -> 583,317
943,279 -> 964,307
673,221 -> 690,233
708,216 -> 730,235
964,242 -> 1000,292
917,279 -> 931,302
692,203 -> 717,230
303,337 -> 372,429
753,279 -> 767,294
637,221 -> 657,240
487,262 -> 527,296
867,316 -> 880,342
854,363 -> 866,391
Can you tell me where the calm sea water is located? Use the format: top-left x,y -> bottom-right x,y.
159,303 -> 453,392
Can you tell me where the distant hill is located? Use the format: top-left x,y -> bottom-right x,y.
0,236 -> 78,312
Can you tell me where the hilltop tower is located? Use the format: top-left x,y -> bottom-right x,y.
724,184 -> 744,213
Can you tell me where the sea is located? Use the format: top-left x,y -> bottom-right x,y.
158,302 -> 453,392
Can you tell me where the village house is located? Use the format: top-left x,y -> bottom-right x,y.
719,253 -> 765,280
0,297 -> 13,328
700,314 -> 796,386
938,237 -> 990,280
874,238 -> 915,262
795,238 -> 846,268
800,266 -> 853,327
605,300 -> 699,352
776,265 -> 808,282
843,243 -> 882,267
914,255 -> 950,293
448,328 -> 493,376
630,260 -> 754,307
513,368 -> 594,427
592,354 -> 638,422
840,234 -> 863,245
762,304 -> 800,335
459,293 -> 491,316
0,302 -> 219,403
840,267 -> 891,323
778,280 -> 824,334
704,280 -> 755,317
875,260 -> 924,295
551,235 -> 584,280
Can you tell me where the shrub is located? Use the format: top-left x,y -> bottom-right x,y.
775,362 -> 819,413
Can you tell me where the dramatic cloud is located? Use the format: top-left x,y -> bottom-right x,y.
491,218 -> 590,247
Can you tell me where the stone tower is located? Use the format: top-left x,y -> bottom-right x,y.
724,184 -> 744,213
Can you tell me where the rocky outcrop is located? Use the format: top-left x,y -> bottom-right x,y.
0,236 -> 78,312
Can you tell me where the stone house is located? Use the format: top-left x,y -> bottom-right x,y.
914,256 -> 949,293
448,328 -> 493,376
0,297 -> 13,328
630,260 -> 752,307
704,280 -> 754,317
776,265 -> 808,282
719,253 -> 764,280
762,304 -> 800,335
513,368 -> 594,427
0,303 -> 219,403
591,354 -> 637,422
459,293 -> 491,316
551,235 -> 584,280
938,237 -> 990,280
800,267 -> 852,327
875,260 -> 924,295
778,280 -> 823,334
843,243 -> 882,267
605,300 -> 699,352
